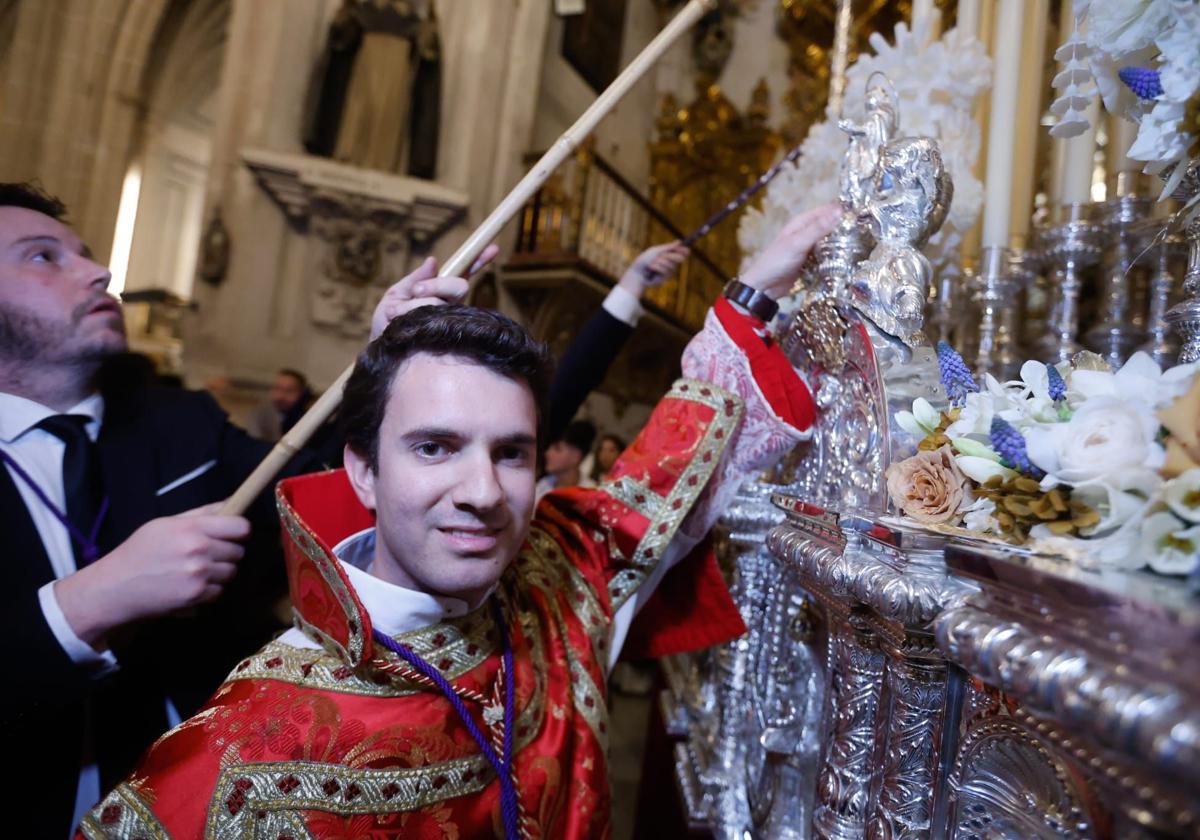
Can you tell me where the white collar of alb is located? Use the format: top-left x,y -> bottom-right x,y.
332,527 -> 490,638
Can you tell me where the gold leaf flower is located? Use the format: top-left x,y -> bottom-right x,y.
1159,375 -> 1200,477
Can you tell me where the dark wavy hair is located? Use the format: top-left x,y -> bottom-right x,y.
0,182 -> 67,220
342,305 -> 553,471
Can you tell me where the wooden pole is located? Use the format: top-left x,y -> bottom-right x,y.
221,0 -> 720,515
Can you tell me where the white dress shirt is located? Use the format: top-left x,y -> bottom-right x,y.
0,390 -> 116,837
0,391 -> 117,673
602,283 -> 643,326
280,523 -> 696,673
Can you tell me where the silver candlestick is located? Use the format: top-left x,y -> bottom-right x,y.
1085,194 -> 1151,367
925,267 -> 960,346
1163,161 -> 1200,363
1139,231 -> 1186,367
954,264 -> 980,359
1007,248 -> 1039,372
973,246 -> 1018,379
1038,203 -> 1104,364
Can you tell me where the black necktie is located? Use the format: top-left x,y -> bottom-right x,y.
37,414 -> 104,567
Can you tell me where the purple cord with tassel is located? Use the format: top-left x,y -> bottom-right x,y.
372,597 -> 520,839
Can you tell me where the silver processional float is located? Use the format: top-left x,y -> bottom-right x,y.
661,73 -> 1200,840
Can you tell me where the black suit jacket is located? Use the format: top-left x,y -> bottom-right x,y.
1,382 -> 319,837
547,306 -> 634,443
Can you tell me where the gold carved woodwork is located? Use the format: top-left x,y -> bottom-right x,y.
649,81 -> 781,326
645,0 -> 956,327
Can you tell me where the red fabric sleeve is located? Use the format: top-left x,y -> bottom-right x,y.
712,296 -> 815,432
619,537 -> 746,660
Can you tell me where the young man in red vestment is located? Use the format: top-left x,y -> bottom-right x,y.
77,204 -> 839,839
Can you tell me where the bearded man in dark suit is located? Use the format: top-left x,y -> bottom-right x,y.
0,182 -> 490,838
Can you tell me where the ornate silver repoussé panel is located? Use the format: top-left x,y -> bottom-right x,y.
662,74 -> 1200,840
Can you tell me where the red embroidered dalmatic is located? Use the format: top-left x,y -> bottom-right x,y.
77,301 -> 812,840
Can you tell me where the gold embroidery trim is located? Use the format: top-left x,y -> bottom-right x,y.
567,653 -> 609,755
206,647 -> 548,839
227,639 -> 408,697
599,474 -> 663,520
518,530 -> 612,751
604,378 -> 742,612
523,526 -> 613,669
206,757 -> 493,838
79,782 -> 169,840
277,491 -> 366,666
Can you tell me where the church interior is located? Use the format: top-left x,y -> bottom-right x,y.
3,0 -> 1200,837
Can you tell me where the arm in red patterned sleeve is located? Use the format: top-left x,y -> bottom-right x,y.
601,298 -> 814,662
539,203 -> 838,666
676,297 -> 813,540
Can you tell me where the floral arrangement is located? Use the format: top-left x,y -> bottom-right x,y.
737,13 -> 991,277
885,342 -> 1200,579
1050,0 -> 1199,201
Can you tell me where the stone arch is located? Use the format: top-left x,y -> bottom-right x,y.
0,0 -> 228,260
82,0 -> 230,264
116,0 -> 229,297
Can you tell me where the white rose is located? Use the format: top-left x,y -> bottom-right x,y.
1025,395 -> 1164,487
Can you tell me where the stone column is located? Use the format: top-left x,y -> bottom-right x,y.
183,0 -> 340,391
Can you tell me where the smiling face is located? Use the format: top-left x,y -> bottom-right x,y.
0,206 -> 123,365
344,353 -> 539,606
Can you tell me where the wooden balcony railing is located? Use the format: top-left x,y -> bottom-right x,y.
511,145 -> 729,332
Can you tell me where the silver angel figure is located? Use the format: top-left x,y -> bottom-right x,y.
837,74 -> 900,213
848,137 -> 953,348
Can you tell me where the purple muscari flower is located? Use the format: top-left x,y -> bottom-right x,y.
1118,66 -> 1163,101
1046,364 -> 1066,401
936,341 -> 979,406
990,417 -> 1045,479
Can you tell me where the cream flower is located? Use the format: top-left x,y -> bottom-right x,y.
1025,395 -> 1164,487
1128,98 -> 1193,163
961,497 -> 998,533
885,445 -> 973,525
950,437 -> 1017,484
1070,472 -> 1162,534
1163,468 -> 1200,523
1156,1 -> 1200,102
1029,511 -> 1146,569
895,397 -> 941,439
1139,510 -> 1200,575
1160,369 -> 1200,476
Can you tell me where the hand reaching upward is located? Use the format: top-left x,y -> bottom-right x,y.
737,203 -> 841,300
618,241 -> 690,298
370,243 -> 501,340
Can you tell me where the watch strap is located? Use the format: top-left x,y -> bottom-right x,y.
722,279 -> 779,322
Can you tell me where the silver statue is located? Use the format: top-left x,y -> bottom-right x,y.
848,136 -> 953,348
837,74 -> 900,213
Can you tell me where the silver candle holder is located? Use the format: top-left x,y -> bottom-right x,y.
1038,203 -> 1104,364
973,245 -> 1022,380
925,267 -> 960,347
1163,161 -> 1200,363
1085,194 -> 1151,367
1139,230 -> 1186,367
